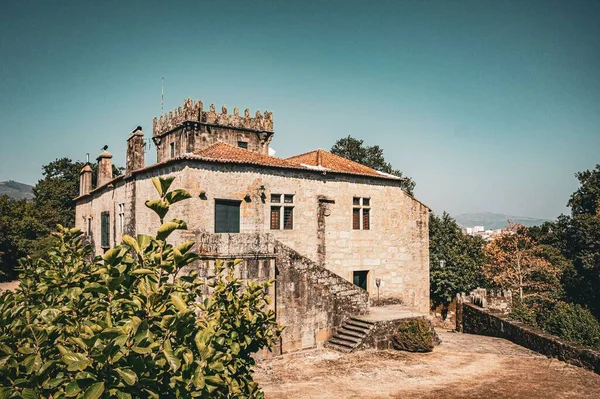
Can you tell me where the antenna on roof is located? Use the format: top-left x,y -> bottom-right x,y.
86,153 -> 89,163
161,77 -> 164,116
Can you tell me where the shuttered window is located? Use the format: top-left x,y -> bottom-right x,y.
101,211 -> 110,248
352,208 -> 360,230
215,200 -> 241,233
353,197 -> 371,230
270,207 -> 281,230
283,207 -> 293,230
270,194 -> 294,230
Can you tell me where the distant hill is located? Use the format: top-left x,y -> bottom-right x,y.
0,181 -> 34,201
454,212 -> 549,230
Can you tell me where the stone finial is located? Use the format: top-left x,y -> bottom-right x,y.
244,108 -> 250,118
152,117 -> 158,135
210,104 -> 215,112
234,107 -> 239,116
255,110 -> 262,118
222,105 -> 227,114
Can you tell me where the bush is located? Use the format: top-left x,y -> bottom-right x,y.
391,318 -> 439,353
536,302 -> 600,350
509,299 -> 538,327
0,176 -> 281,398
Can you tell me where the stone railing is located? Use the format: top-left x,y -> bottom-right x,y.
456,288 -> 600,374
153,98 -> 274,136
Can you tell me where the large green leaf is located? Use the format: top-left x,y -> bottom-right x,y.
170,293 -> 188,312
83,382 -> 105,399
115,368 -> 137,386
156,220 -> 187,241
145,199 -> 169,221
164,189 -> 192,205
162,340 -> 180,372
40,308 -> 61,323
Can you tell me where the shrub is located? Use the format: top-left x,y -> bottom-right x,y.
536,302 -> 600,350
391,318 -> 439,353
0,176 -> 281,398
509,299 -> 538,327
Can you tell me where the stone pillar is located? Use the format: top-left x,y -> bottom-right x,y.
96,150 -> 113,187
79,164 -> 93,196
126,127 -> 145,174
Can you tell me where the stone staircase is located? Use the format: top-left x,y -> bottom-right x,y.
325,317 -> 375,353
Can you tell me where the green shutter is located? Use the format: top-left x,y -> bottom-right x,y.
101,211 -> 110,248
215,200 -> 240,233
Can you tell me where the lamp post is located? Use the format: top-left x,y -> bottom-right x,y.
375,278 -> 381,306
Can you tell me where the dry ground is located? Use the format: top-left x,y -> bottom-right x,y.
255,329 -> 600,398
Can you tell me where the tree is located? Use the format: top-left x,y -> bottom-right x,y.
0,195 -> 47,280
0,176 -> 281,398
429,212 -> 486,319
483,223 -> 562,303
331,136 -> 416,195
33,158 -> 123,230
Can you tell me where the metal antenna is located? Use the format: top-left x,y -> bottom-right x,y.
161,77 -> 164,115
86,153 -> 90,163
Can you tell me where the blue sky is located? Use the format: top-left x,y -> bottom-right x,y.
1,0 -> 599,219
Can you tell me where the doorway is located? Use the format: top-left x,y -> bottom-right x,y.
353,270 -> 369,290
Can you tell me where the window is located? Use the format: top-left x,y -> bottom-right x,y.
87,217 -> 92,236
237,141 -> 248,149
101,211 -> 110,248
170,142 -> 175,158
270,194 -> 294,230
352,197 -> 371,230
215,200 -> 241,233
353,270 -> 369,290
118,203 -> 125,234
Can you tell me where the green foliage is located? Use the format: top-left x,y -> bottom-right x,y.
508,299 -> 538,327
429,212 -> 487,318
391,318 -> 438,353
0,195 -> 47,280
330,136 -> 416,195
0,176 -> 281,398
536,302 -> 600,349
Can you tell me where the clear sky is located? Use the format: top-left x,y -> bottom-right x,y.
1,0 -> 599,219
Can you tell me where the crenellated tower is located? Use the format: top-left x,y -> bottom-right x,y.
152,98 -> 274,162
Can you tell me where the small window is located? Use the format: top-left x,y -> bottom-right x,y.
237,141 -> 248,149
353,270 -> 369,290
353,197 -> 371,230
170,142 -> 175,158
87,217 -> 92,236
270,194 -> 294,230
270,206 -> 281,230
215,200 -> 241,233
118,203 -> 125,234
101,211 -> 110,248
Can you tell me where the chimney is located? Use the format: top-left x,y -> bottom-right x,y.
126,126 -> 145,174
79,163 -> 93,196
97,150 -> 113,187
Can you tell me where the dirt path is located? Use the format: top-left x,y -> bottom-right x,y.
255,329 -> 600,398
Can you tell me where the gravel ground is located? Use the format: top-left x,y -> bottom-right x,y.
255,329 -> 600,398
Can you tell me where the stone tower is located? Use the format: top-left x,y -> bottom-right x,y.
151,98 -> 274,163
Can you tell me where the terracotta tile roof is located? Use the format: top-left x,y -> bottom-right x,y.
286,149 -> 402,179
191,143 -> 302,169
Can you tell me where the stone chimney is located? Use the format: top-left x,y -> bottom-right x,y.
79,164 -> 93,196
97,150 -> 113,187
126,126 -> 145,174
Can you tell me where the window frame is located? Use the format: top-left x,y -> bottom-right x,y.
170,142 -> 175,158
214,199 -> 241,233
100,211 -> 110,248
117,203 -> 125,235
270,193 -> 294,230
352,197 -> 371,230
237,141 -> 248,149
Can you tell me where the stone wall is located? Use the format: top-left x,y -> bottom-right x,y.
274,242 -> 369,352
358,316 -> 431,350
457,296 -> 600,374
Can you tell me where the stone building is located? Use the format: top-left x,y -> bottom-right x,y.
75,98 -> 430,354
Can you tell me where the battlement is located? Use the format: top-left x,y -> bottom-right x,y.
152,98 -> 274,136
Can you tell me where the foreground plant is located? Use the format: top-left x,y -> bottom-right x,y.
0,176 -> 281,398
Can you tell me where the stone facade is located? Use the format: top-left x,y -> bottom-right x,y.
75,96 -> 431,354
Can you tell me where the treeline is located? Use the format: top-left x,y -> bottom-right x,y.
430,164 -> 600,349
0,159 -> 122,280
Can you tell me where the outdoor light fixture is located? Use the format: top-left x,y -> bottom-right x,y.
199,190 -> 207,200
375,278 -> 381,306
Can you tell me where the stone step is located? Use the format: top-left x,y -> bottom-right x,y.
333,333 -> 362,344
340,322 -> 370,335
324,341 -> 353,353
327,337 -> 358,349
336,327 -> 368,339
345,319 -> 374,331
350,316 -> 375,326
